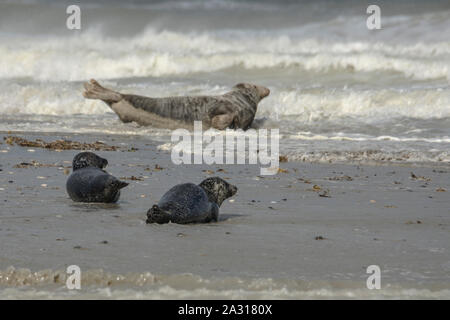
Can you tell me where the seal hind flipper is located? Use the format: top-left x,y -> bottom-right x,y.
146,204 -> 171,224
83,79 -> 122,104
110,179 -> 129,190
105,179 -> 129,202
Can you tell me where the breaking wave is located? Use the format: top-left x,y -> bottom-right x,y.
1,27 -> 450,81
1,81 -> 449,125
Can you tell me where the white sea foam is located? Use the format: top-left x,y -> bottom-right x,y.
0,82 -> 108,115
0,267 -> 448,299
285,149 -> 450,164
288,133 -> 450,144
1,28 -> 449,81
2,286 -> 450,299
1,81 -> 449,124
260,87 -> 450,122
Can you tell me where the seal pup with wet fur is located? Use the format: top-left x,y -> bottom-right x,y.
83,79 -> 269,130
66,152 -> 129,203
146,177 -> 237,224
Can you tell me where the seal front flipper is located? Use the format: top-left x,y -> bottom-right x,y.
202,203 -> 219,223
210,114 -> 234,130
208,102 -> 239,130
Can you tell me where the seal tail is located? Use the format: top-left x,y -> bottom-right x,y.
146,204 -> 171,224
83,79 -> 122,103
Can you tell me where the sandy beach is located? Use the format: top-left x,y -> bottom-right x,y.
0,131 -> 449,299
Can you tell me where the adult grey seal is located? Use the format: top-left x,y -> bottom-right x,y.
146,177 -> 237,224
66,152 -> 129,203
83,79 -> 270,130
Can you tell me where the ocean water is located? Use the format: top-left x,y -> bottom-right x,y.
1,0 -> 450,164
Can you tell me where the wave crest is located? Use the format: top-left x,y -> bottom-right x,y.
1,28 -> 449,81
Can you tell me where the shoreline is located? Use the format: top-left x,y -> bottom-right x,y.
2,130 -> 449,169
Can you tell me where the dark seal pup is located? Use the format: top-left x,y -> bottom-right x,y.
66,152 -> 129,203
146,177 -> 237,224
83,79 -> 270,130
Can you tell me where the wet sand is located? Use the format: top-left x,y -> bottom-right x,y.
0,131 -> 449,299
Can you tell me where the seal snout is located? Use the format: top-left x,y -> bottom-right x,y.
257,85 -> 270,99
229,184 -> 238,196
101,158 -> 108,168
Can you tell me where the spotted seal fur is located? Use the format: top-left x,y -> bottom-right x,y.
146,177 -> 237,224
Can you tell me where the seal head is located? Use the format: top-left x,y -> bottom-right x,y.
72,152 -> 108,171
199,177 -> 238,206
233,83 -> 270,105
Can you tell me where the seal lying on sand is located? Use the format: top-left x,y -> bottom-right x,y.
83,79 -> 269,130
66,152 -> 129,203
146,177 -> 237,224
